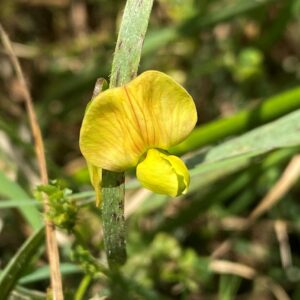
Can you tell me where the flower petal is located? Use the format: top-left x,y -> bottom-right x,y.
126,70 -> 197,149
80,88 -> 145,171
136,148 -> 190,197
79,70 -> 197,171
87,162 -> 102,207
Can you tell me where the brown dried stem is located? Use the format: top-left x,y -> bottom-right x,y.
0,24 -> 64,300
212,155 -> 300,260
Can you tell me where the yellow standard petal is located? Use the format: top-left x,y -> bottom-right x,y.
79,70 -> 197,172
136,148 -> 190,197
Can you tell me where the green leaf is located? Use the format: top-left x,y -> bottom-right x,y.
0,171 -> 42,230
205,109 -> 300,161
0,226 -> 45,300
189,152 -> 258,190
19,263 -> 82,284
190,109 -> 300,184
0,199 -> 38,209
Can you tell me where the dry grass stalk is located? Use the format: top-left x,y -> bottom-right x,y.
274,220 -> 292,270
250,155 -> 300,220
0,24 -> 64,300
209,259 -> 257,279
210,260 -> 291,300
212,155 -> 300,259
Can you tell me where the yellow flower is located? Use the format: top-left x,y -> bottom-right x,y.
136,149 -> 190,197
79,70 -> 197,200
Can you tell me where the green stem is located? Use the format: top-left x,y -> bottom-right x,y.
171,87 -> 300,155
109,0 -> 154,87
101,0 -> 154,269
102,172 -> 126,268
74,275 -> 92,300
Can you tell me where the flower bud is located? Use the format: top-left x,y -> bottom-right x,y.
136,148 -> 190,197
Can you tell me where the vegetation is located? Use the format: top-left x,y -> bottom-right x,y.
1,0 -> 300,299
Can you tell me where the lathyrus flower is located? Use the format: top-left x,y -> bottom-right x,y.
79,70 -> 197,205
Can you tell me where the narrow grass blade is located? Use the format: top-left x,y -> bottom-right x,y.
0,171 -> 42,229
19,263 -> 81,284
202,109 -> 300,165
0,226 -> 45,300
186,109 -> 300,191
0,199 -> 38,209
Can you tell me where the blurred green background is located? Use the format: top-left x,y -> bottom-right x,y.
1,0 -> 300,299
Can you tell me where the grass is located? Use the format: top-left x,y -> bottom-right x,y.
0,0 -> 300,299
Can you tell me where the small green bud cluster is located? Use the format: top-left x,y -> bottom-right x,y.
35,180 -> 78,232
71,244 -> 105,276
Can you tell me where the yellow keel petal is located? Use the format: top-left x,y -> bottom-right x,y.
136,148 -> 190,197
